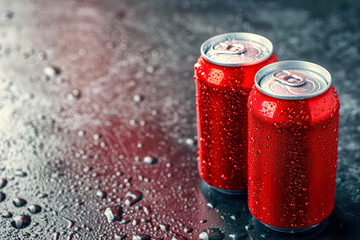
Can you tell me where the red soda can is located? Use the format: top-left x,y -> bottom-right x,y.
194,33 -> 277,194
248,61 -> 340,231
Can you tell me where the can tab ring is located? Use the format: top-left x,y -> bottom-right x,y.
211,42 -> 247,55
273,70 -> 305,87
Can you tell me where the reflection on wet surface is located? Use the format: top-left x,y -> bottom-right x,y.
0,0 -> 359,239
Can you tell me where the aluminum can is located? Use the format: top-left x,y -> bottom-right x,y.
248,61 -> 340,231
194,33 -> 277,194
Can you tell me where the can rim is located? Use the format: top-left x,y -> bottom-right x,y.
255,60 -> 332,100
200,32 -> 274,67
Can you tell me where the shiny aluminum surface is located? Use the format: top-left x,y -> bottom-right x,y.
255,61 -> 332,100
201,32 -> 273,67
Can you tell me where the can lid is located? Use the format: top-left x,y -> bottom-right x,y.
200,33 -> 273,67
255,61 -> 332,100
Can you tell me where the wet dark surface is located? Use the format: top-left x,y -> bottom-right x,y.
0,0 -> 359,239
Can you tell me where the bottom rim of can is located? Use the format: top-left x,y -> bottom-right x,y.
263,222 -> 320,233
251,214 -> 324,233
210,185 -> 247,195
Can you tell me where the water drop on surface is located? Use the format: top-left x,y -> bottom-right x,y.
38,193 -> 48,198
185,138 -> 195,146
132,219 -> 139,226
245,224 -> 254,231
3,11 -> 14,20
13,198 -> 27,207
53,232 -> 60,240
115,234 -> 127,240
66,232 -> 75,240
143,156 -> 158,165
261,233 -> 271,238
0,192 -> 5,202
28,205 -> 41,214
234,232 -> 248,239
83,166 -> 92,173
96,190 -> 107,199
93,134 -> 101,140
121,218 -> 131,224
172,235 -> 188,240
124,190 -> 143,206
199,228 -> 225,240
229,234 -> 236,240
184,226 -> 193,233
0,178 -> 7,188
11,215 -> 31,229
37,51 -> 47,60
67,89 -> 81,100
43,66 -> 61,78
104,206 -> 123,222
132,234 -> 151,240
133,94 -> 143,103
199,232 -> 208,240
100,141 -> 107,148
146,66 -> 154,73
207,203 -> 215,208
2,211 -> 12,218
159,224 -> 169,231
15,169 -> 27,177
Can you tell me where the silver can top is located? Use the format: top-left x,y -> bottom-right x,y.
200,33 -> 273,67
255,61 -> 332,100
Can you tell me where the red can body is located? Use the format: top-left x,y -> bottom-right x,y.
248,85 -> 340,229
194,54 -> 277,191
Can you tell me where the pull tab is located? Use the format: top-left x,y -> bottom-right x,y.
272,70 -> 305,87
211,42 -> 247,55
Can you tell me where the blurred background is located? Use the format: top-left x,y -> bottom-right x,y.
0,0 -> 359,239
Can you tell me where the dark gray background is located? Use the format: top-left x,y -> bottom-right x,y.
0,0 -> 359,239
